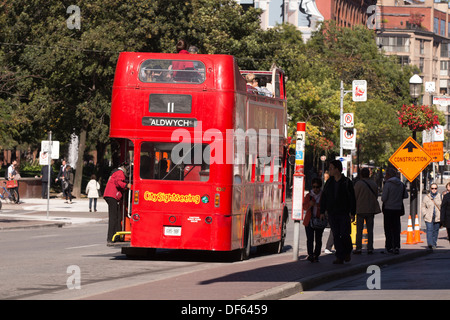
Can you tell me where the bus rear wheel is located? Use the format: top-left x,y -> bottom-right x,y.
236,217 -> 252,261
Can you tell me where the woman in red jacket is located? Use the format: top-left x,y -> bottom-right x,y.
303,178 -> 326,262
104,164 -> 131,245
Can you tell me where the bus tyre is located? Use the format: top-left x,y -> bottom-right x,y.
240,217 -> 252,261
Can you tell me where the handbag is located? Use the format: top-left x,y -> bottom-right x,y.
62,179 -> 69,191
6,180 -> 18,188
311,215 -> 328,229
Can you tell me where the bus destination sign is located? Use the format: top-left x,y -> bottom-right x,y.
142,117 -> 197,127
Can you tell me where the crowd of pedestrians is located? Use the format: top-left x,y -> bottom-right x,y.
302,162 -> 449,265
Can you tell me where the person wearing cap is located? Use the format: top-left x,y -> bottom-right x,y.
104,163 -> 131,245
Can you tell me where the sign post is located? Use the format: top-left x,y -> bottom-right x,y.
389,136 -> 432,225
292,122 -> 305,261
41,133 -> 60,219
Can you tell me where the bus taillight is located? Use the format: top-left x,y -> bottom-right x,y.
214,193 -> 220,207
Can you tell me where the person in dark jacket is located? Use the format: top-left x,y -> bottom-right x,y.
104,163 -> 131,245
320,160 -> 356,264
440,191 -> 450,243
381,167 -> 408,254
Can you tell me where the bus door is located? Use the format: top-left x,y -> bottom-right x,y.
116,138 -> 134,240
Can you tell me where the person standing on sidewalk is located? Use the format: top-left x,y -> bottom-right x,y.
303,178 -> 325,262
353,168 -> 381,254
382,167 -> 408,254
320,160 -> 356,264
421,183 -> 442,251
104,163 -> 131,245
85,174 -> 100,212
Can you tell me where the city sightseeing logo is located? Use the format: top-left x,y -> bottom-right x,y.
144,191 -> 201,205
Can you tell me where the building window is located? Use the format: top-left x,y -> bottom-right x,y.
442,43 -> 450,58
398,56 -> 409,66
420,40 -> 425,55
441,61 -> 449,76
419,57 -> 424,73
377,36 -> 410,53
434,17 -> 439,34
441,19 -> 446,36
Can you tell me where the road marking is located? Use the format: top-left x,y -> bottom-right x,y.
30,234 -> 59,239
66,244 -> 102,250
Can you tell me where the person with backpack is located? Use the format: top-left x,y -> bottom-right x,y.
353,168 -> 381,254
320,160 -> 356,264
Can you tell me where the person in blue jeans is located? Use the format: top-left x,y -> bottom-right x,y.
421,183 -> 442,251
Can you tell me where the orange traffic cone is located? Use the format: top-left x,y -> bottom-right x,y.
403,215 -> 416,245
362,222 -> 368,250
413,214 -> 423,243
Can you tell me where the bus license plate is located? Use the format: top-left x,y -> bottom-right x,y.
164,226 -> 181,236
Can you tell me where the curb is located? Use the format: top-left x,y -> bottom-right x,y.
0,219 -> 68,231
242,249 -> 430,300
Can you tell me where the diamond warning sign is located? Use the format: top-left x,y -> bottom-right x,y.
389,137 -> 432,182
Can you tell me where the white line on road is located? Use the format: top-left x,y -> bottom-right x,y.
65,244 -> 102,250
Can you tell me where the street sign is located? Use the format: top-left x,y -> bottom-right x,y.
41,140 -> 60,159
39,151 -> 49,165
342,128 -> 356,150
433,125 -> 445,142
352,80 -> 367,102
343,113 -> 354,128
423,141 -> 444,162
389,137 -> 432,182
335,156 -> 348,177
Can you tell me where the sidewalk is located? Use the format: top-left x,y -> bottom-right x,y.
0,197 -> 108,230
80,234 -> 444,300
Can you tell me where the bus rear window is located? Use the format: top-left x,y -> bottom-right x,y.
140,142 -> 210,182
139,59 -> 205,84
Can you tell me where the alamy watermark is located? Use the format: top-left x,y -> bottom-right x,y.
366,265 -> 381,290
66,5 -> 81,30
66,265 -> 81,290
366,5 -> 377,30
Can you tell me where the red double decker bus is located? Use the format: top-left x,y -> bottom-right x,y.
110,52 -> 289,260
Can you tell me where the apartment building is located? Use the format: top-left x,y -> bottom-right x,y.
376,0 -> 450,135
236,0 -> 376,40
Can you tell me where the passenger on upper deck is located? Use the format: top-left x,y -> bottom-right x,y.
259,78 -> 273,97
172,39 -> 194,81
176,39 -> 190,54
245,73 -> 258,94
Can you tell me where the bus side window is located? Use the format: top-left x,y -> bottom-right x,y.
140,154 -> 154,179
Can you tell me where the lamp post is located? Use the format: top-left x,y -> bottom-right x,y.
409,74 -> 423,227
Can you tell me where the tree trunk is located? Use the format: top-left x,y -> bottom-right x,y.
72,129 -> 86,199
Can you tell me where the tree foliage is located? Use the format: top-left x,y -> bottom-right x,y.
0,1 -> 434,174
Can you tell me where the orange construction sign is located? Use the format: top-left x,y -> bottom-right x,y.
389,137 -> 432,182
422,141 -> 444,162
